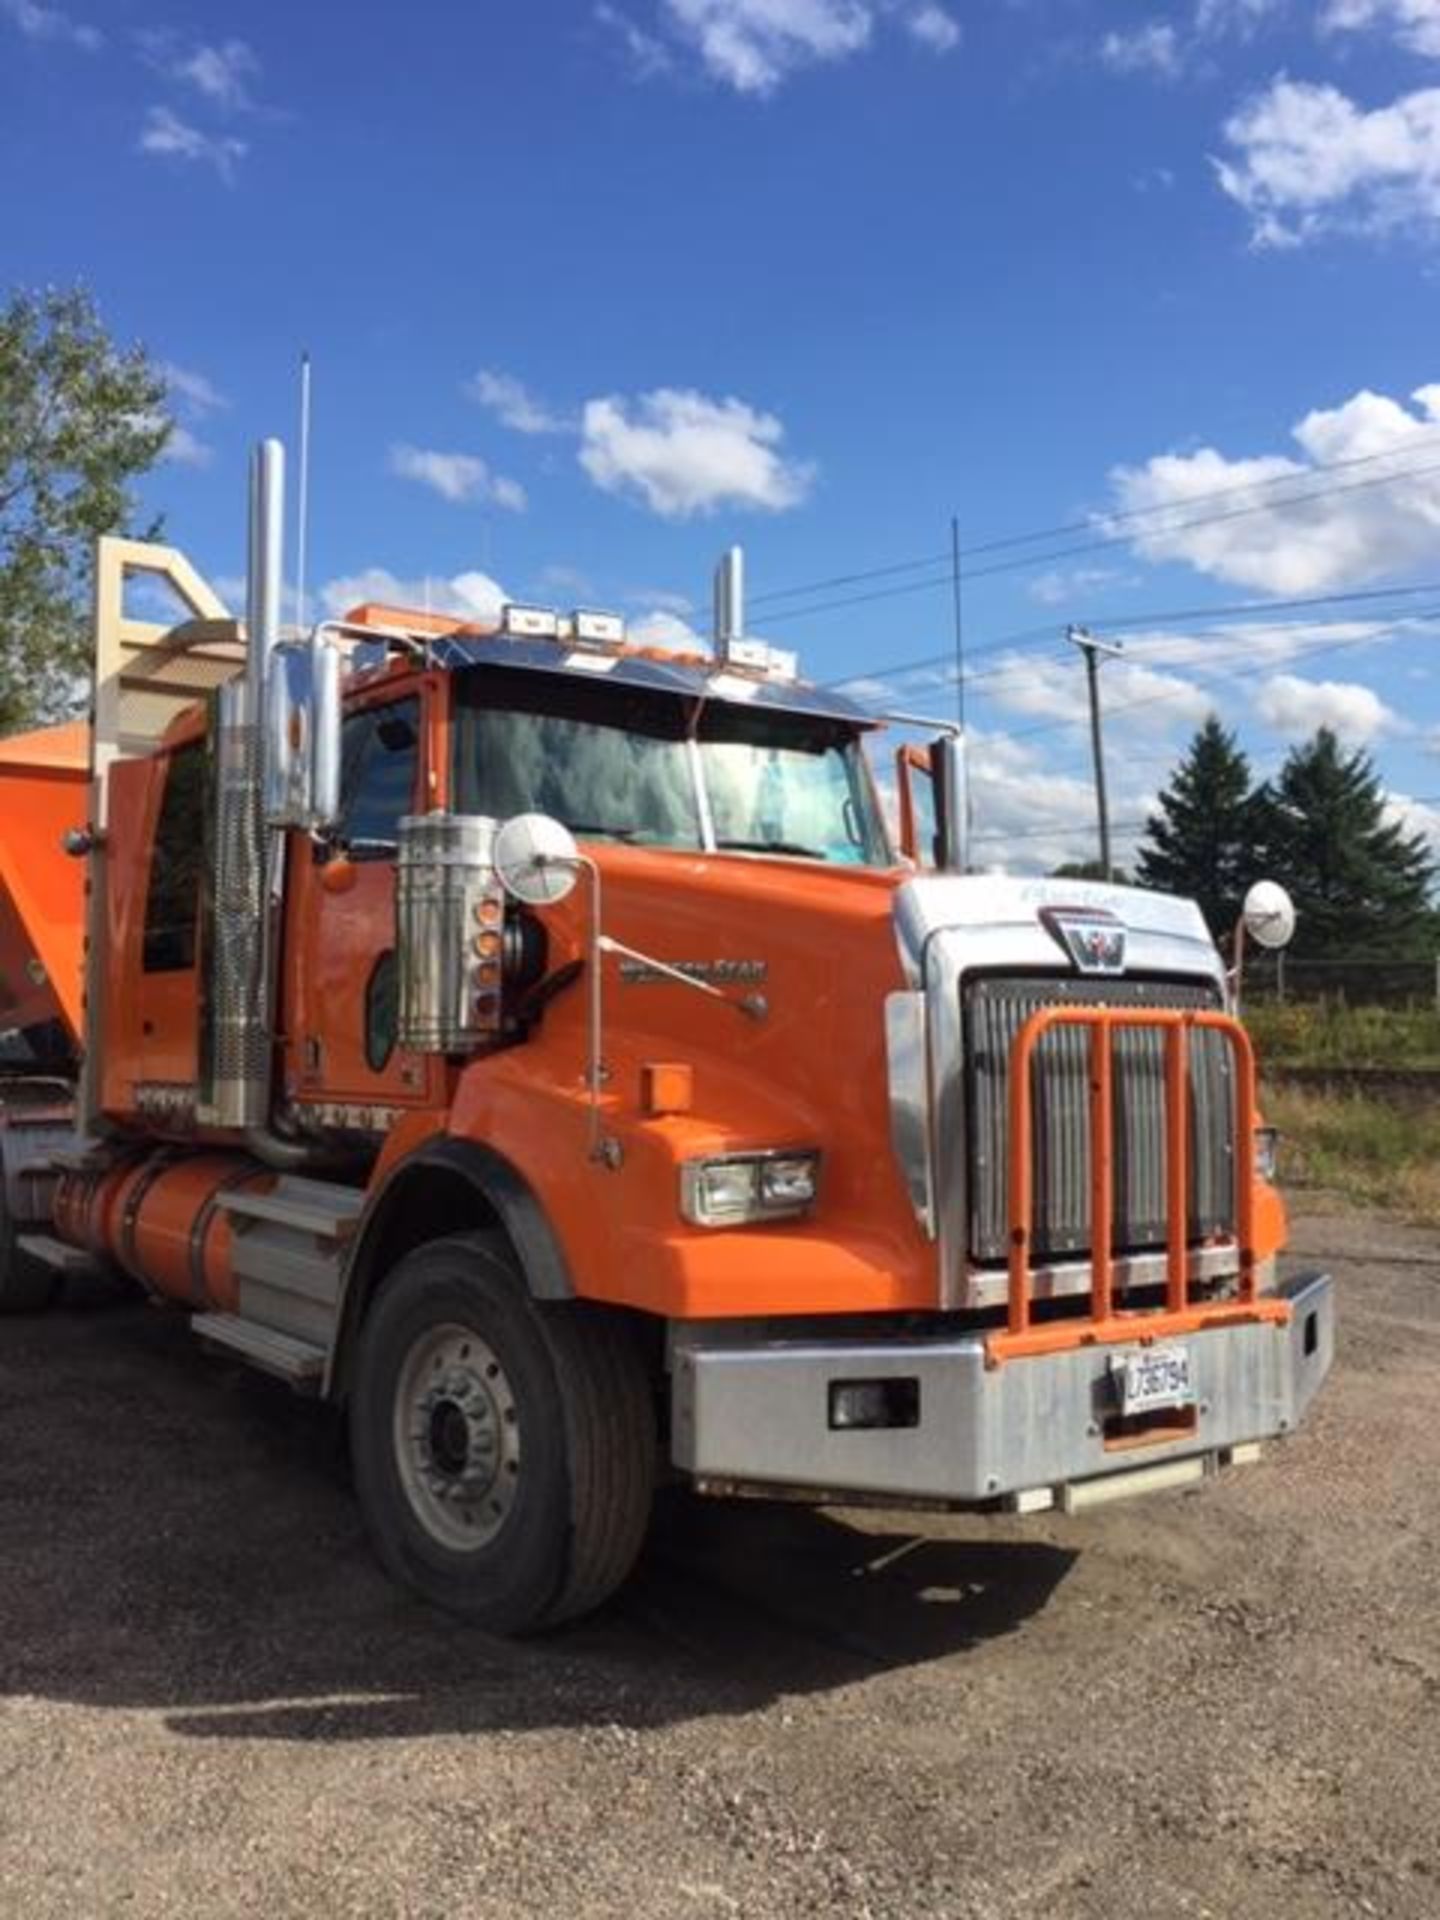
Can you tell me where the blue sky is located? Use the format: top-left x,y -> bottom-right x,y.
6,0 -> 1440,869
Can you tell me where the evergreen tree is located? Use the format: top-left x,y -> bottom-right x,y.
1051,859 -> 1129,884
1253,727 -> 1435,959
0,286 -> 169,731
1135,716 -> 1256,938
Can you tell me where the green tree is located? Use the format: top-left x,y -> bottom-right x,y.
1051,859 -> 1130,884
1135,716 -> 1256,938
0,287 -> 169,731
1254,727 -> 1436,959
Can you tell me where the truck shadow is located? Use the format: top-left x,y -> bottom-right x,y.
0,1303 -> 1077,1745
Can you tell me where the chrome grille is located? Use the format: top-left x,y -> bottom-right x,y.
964,976 -> 1234,1264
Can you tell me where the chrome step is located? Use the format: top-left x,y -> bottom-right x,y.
217,1174 -> 364,1240
229,1223 -> 344,1306
16,1233 -> 97,1278
191,1312 -> 326,1389
211,1175 -> 361,1372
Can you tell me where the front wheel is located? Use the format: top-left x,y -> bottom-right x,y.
350,1233 -> 655,1633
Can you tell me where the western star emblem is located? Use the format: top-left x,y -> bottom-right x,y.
1042,908 -> 1127,976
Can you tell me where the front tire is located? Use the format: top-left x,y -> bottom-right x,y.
350,1232 -> 655,1632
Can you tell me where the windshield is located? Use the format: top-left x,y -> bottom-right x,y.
454,668 -> 890,866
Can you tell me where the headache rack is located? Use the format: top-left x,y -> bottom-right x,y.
987,1005 -> 1291,1366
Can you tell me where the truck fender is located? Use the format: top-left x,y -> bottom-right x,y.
327,1136 -> 574,1397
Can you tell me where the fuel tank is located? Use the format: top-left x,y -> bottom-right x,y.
55,1152 -> 272,1311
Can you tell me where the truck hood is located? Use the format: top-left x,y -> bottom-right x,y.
893,871 -> 1224,995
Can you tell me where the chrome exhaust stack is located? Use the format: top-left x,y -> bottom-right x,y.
199,440 -> 285,1131
712,545 -> 744,664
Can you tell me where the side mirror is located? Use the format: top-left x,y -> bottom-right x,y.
1242,879 -> 1296,951
932,733 -> 967,873
265,634 -> 342,831
895,744 -> 937,866
494,813 -> 581,905
894,734 -> 967,872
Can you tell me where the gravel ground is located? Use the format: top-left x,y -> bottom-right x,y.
1,1201 -> 1436,1919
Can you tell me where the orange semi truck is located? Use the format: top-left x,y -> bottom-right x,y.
0,440 -> 1332,1631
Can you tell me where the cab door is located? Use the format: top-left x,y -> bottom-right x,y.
136,738 -> 208,1097
282,690 -> 440,1117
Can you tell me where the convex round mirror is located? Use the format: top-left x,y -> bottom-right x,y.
494,813 -> 581,906
1242,879 -> 1296,951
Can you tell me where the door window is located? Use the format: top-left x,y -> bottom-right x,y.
143,741 -> 207,972
336,700 -> 421,856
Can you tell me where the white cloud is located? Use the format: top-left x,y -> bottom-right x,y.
1195,0 -> 1283,36
1255,672 -> 1397,740
580,387 -> 813,517
636,0 -> 956,95
172,39 -> 260,111
1320,0 -> 1440,56
628,607 -> 706,648
1216,78 -> 1440,248
965,730 -> 1155,875
1110,383 -> 1440,594
1100,23 -> 1181,77
152,360 -> 228,466
320,568 -> 509,624
1384,789 -> 1440,857
625,585 -> 696,616
467,368 -> 571,435
660,0 -> 872,93
1099,1 -> 1282,84
979,649 -> 1212,735
0,0 -> 99,50
159,361 -> 228,416
387,444 -> 527,511
161,423 -> 214,469
138,106 -> 247,182
904,4 -> 960,53
595,3 -> 675,77
1117,615 -> 1415,678
1029,565 -> 1130,606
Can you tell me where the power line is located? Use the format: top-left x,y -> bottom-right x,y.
747,427 -> 1440,612
987,605 -> 1440,749
826,580 -> 1440,697
836,595 -> 1440,717
756,454 -> 1440,627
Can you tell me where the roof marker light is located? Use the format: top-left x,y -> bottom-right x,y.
501,604 -> 561,639
571,609 -> 626,647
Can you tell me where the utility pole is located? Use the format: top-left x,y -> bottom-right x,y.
1066,624 -> 1124,880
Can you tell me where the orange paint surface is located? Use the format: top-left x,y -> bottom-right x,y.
0,721 -> 89,1042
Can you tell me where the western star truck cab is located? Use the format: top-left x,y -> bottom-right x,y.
0,440 -> 1333,1631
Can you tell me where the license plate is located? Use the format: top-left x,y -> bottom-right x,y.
1117,1344 -> 1194,1416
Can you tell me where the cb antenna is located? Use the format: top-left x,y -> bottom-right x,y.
295,350 -> 312,632
950,514 -> 965,729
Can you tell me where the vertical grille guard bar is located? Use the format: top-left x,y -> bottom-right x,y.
989,1006 -> 1289,1366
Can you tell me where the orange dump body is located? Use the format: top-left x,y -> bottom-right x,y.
0,720 -> 89,1048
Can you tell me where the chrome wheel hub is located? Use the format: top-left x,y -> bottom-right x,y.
393,1323 -> 521,1551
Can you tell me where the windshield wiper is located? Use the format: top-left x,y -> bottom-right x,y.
567,822 -> 639,841
716,837 -> 826,860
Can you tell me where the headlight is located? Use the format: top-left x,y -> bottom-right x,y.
1255,1125 -> 1280,1182
680,1150 -> 820,1227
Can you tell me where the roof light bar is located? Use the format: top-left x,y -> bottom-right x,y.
570,609 -> 626,648
501,604 -> 561,639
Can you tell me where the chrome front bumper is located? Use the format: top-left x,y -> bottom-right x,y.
670,1271 -> 1333,1509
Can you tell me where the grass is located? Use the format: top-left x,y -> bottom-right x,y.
1264,1083 -> 1440,1224
1246,997 -> 1440,1068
